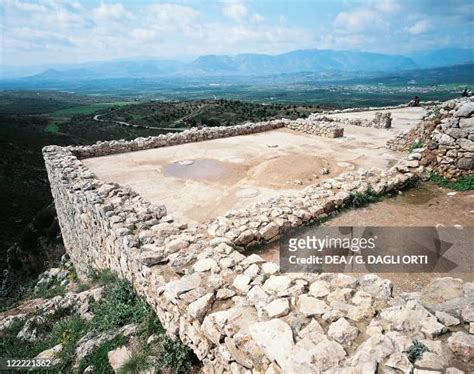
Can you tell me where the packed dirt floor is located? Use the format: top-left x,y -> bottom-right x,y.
261,183 -> 474,295
84,107 -> 425,224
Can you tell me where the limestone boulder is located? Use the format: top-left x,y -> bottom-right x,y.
309,280 -> 330,298
260,222 -> 279,241
435,311 -> 460,326
350,334 -> 394,368
107,345 -> 132,372
298,295 -> 330,317
249,319 -> 294,371
328,318 -> 358,346
454,102 -> 474,118
459,117 -> 474,130
188,293 -> 214,321
458,138 -> 474,152
358,274 -> 392,300
265,298 -> 290,318
164,273 -> 201,302
193,258 -> 218,272
448,331 -> 474,363
263,275 -> 292,294
421,277 -> 470,316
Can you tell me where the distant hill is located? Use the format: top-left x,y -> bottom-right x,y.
185,49 -> 417,75
26,60 -> 187,81
17,49 -> 418,81
346,62 -> 474,86
3,47 -> 473,83
408,48 -> 474,68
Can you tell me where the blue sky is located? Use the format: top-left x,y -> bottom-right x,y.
1,0 -> 473,66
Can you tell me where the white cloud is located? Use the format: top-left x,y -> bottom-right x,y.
252,13 -> 264,22
2,0 -> 468,65
223,1 -> 248,22
375,0 -> 400,13
406,20 -> 431,34
92,3 -> 133,23
3,0 -> 48,13
331,1 -> 400,51
146,4 -> 199,28
335,10 -> 381,32
130,28 -> 157,42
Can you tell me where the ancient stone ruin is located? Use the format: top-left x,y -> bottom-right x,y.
312,111 -> 392,129
42,99 -> 473,372
388,98 -> 474,179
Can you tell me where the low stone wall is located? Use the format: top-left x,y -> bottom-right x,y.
70,116 -> 345,160
387,97 -> 474,179
350,111 -> 392,129
43,99 -> 473,372
207,168 -> 412,246
285,117 -> 344,138
322,100 -> 439,115
71,120 -> 286,159
312,112 -> 392,129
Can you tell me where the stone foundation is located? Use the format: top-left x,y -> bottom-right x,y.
285,116 -> 344,137
388,97 -> 474,179
43,101 -> 473,373
312,112 -> 392,129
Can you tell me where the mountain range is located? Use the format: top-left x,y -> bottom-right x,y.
2,47 -> 473,81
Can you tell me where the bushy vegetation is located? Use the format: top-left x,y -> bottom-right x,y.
91,278 -> 150,332
409,139 -> 423,151
78,334 -> 129,373
404,175 -> 421,189
157,336 -> 196,374
118,346 -> 152,374
430,173 -> 474,191
99,98 -> 324,129
350,187 -> 382,208
32,277 -> 67,299
1,271 -> 198,373
53,314 -> 88,368
0,306 -> 73,361
405,339 -> 429,363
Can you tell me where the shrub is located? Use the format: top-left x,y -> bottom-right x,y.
405,339 -> 429,363
0,308 -> 76,361
91,279 -> 149,332
78,334 -> 128,373
409,140 -> 423,151
50,314 -> 87,370
404,175 -> 420,189
118,347 -> 152,374
34,277 -> 66,299
157,336 -> 196,374
350,187 -> 381,208
89,269 -> 118,286
0,320 -> 33,358
137,309 -> 165,339
32,306 -> 72,337
430,173 -> 474,191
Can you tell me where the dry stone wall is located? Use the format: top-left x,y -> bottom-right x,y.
313,112 -> 392,129
285,116 -> 343,137
207,168 -> 412,247
322,100 -> 439,115
43,101 -> 473,373
70,116 -> 342,160
387,97 -> 474,179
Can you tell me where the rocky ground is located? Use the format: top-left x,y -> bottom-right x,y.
0,255 -> 200,373
2,261 -> 473,373
195,249 -> 474,373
